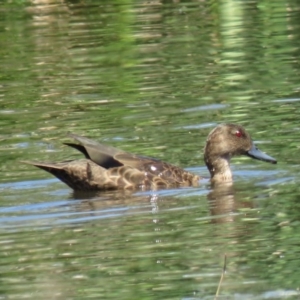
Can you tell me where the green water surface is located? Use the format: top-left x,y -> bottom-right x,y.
0,0 -> 300,299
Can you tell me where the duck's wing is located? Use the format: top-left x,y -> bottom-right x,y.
67,134 -> 196,185
65,133 -> 124,169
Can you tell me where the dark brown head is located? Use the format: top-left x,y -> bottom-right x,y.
204,124 -> 277,180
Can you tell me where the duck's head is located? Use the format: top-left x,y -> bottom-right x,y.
204,123 -> 277,181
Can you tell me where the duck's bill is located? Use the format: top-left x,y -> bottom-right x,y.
247,144 -> 277,164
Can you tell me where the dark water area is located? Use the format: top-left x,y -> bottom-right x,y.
1,0 -> 300,299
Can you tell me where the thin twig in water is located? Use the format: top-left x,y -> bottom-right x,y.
214,254 -> 227,300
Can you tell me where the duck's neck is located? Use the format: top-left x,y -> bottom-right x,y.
204,155 -> 233,182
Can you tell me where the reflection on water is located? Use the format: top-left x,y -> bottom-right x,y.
1,0 -> 300,299
0,173 -> 293,299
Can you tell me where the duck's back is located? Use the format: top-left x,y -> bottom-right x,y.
25,134 -> 200,191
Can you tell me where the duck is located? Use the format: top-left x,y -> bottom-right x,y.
24,123 -> 277,191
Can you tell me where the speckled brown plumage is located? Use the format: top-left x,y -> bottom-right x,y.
24,134 -> 200,191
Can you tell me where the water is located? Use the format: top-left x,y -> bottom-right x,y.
1,0 -> 300,299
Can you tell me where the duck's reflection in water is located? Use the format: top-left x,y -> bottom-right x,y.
69,181 -> 253,225
208,183 -> 237,224
70,189 -> 163,219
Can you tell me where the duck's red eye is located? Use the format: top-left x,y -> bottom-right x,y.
235,130 -> 242,138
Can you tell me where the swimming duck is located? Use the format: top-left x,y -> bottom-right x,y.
24,124 -> 277,191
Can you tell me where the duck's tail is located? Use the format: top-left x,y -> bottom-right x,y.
22,160 -> 101,191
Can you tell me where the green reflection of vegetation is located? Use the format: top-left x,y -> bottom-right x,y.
1,0 -> 29,5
